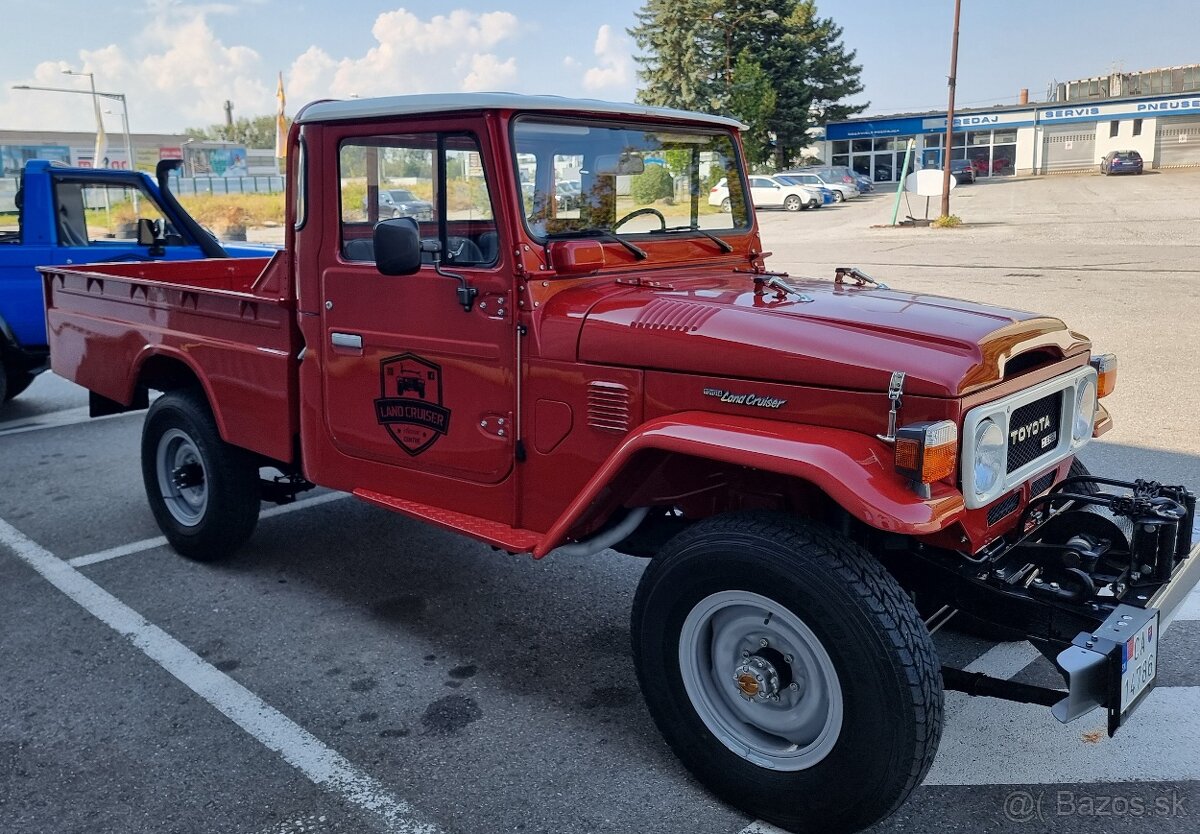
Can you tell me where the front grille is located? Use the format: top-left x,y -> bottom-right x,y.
987,493 -> 1021,526
1030,471 -> 1057,496
1006,392 -> 1062,473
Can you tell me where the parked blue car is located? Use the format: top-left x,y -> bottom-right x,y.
1100,150 -> 1144,175
0,159 -> 275,403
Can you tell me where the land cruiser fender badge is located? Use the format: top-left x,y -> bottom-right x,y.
375,353 -> 451,456
876,371 -> 906,443
703,388 -> 787,409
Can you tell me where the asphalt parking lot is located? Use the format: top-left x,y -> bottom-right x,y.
4,169 -> 1200,834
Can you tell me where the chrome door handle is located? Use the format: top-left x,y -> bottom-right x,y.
330,332 -> 363,350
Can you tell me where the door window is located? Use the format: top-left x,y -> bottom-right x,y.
52,180 -> 179,247
338,133 -> 497,266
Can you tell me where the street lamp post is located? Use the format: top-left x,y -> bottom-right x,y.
12,78 -> 134,173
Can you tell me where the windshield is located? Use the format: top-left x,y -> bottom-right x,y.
512,116 -> 751,238
384,189 -> 418,202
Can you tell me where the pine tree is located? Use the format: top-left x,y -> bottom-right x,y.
629,0 -> 867,168
629,0 -> 721,111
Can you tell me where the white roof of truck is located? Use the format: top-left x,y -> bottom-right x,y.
295,92 -> 745,129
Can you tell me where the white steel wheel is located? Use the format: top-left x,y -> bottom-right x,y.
155,428 -> 209,527
679,590 -> 842,771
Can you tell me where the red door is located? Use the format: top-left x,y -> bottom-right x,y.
316,124 -> 516,488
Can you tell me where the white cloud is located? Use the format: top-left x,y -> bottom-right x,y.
582,24 -> 632,92
0,5 -> 524,135
287,9 -> 522,101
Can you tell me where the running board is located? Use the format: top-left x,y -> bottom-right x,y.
352,488 -> 542,554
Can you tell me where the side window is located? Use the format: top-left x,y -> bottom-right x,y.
338,132 -> 497,266
52,181 -> 179,247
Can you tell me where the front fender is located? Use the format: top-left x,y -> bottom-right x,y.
534,411 -> 965,557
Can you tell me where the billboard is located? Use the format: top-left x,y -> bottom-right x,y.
1,144 -> 71,176
186,146 -> 249,177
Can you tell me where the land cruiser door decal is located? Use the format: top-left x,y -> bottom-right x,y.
374,353 -> 451,455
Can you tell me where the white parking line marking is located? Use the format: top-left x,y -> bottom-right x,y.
68,492 -> 350,567
0,515 -> 439,834
738,821 -> 788,834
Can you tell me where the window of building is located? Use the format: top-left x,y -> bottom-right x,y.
993,130 -> 1017,144
832,140 -> 849,156
1109,121 -> 1119,138
1133,119 -> 1143,137
852,139 -> 872,153
831,154 -> 849,169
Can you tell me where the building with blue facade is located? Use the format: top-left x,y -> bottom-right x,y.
824,74 -> 1200,182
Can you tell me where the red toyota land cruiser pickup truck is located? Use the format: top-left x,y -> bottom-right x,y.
41,93 -> 1200,834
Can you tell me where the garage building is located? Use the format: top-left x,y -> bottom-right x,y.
824,69 -> 1200,182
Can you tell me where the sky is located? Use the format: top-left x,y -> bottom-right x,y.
1,0 -> 1198,136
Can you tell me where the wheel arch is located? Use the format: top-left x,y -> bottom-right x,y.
533,412 -> 967,557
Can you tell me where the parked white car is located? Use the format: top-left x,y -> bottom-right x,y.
709,175 -> 822,213
780,170 -> 858,202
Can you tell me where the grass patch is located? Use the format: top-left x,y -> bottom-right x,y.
178,193 -> 286,227
932,214 -> 963,228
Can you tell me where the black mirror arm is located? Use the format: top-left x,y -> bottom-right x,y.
423,241 -> 477,313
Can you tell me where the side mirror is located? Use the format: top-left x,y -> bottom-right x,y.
137,217 -> 161,246
374,217 -> 422,276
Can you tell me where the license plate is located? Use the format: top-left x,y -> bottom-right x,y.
1119,611 -> 1158,715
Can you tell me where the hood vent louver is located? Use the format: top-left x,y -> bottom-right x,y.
587,381 -> 631,433
630,298 -> 718,333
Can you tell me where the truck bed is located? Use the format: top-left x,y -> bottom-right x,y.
41,254 -> 300,464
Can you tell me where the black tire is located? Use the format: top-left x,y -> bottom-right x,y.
632,512 -> 942,833
3,368 -> 35,402
141,389 -> 260,561
1067,457 -> 1098,496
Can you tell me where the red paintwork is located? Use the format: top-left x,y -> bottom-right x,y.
42,100 -> 1104,558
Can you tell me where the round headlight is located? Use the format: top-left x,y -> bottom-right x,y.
973,418 -> 1005,495
1074,377 -> 1097,442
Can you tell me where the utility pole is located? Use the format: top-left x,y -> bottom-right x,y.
940,0 -> 962,218
223,99 -> 234,129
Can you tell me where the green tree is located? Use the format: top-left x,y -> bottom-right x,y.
629,0 -> 720,111
630,164 -> 675,204
728,50 -> 777,167
185,114 -> 289,149
629,0 -> 866,168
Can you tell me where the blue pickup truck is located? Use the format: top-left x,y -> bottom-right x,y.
0,160 -> 273,403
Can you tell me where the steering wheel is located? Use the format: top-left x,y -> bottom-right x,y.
613,207 -> 666,232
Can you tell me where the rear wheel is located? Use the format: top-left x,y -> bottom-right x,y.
783,195 -> 802,212
720,197 -> 732,213
141,389 -> 260,561
3,363 -> 36,403
632,512 -> 943,833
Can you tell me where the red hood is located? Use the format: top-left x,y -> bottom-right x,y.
565,274 -> 1089,397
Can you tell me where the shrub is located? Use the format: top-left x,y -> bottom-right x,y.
630,164 -> 674,205
932,213 -> 963,228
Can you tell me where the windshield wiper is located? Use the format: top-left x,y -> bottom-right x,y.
647,224 -> 733,253
543,227 -> 647,260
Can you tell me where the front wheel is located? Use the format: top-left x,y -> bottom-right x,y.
141,389 -> 261,561
783,195 -> 803,212
832,190 -> 845,203
632,512 -> 943,833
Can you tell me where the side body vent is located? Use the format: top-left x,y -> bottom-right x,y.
631,298 -> 718,333
587,381 -> 631,433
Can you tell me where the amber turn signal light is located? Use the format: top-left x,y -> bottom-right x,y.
1091,353 -> 1117,398
894,421 -> 958,485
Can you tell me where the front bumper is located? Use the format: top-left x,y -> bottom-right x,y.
1053,508 -> 1200,735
